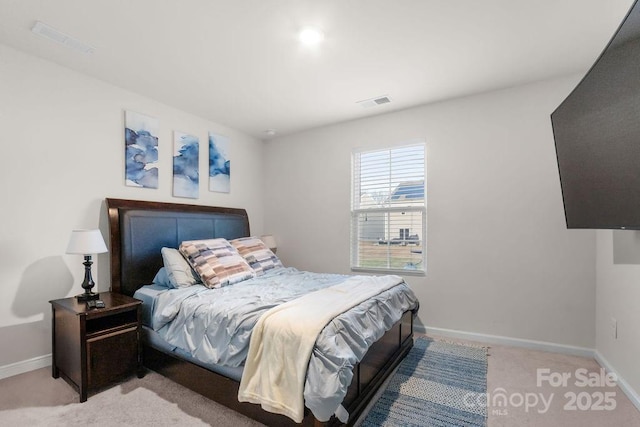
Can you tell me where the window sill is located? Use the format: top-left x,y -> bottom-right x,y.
350,267 -> 426,277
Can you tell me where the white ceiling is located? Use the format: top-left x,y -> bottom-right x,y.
0,0 -> 634,139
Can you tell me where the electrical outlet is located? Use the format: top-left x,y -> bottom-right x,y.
611,317 -> 618,339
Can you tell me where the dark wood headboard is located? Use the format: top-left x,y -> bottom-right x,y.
106,198 -> 250,296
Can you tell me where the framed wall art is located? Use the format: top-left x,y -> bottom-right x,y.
124,110 -> 159,188
172,131 -> 199,198
208,132 -> 230,193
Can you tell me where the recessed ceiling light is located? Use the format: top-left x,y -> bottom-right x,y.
299,27 -> 324,46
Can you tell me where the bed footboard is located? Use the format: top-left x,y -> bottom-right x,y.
143,309 -> 414,426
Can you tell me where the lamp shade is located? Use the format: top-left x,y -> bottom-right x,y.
260,234 -> 277,251
66,229 -> 108,255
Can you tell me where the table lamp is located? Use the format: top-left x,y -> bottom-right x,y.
260,234 -> 277,254
66,229 -> 108,301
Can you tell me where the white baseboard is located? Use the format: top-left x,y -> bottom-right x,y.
594,351 -> 640,413
418,325 -> 595,358
0,354 -> 51,381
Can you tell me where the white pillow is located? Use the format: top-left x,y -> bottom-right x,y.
161,247 -> 200,288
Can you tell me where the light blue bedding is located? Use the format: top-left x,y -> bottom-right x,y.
138,267 -> 419,422
132,284 -> 167,329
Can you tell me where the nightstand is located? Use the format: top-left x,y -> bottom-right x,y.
50,292 -> 142,402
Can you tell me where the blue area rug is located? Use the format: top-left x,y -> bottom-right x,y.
360,337 -> 488,427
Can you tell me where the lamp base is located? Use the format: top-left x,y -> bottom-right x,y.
76,292 -> 100,301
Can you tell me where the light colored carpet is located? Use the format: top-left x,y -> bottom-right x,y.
1,336 -> 639,426
0,369 -> 264,426
485,342 -> 640,427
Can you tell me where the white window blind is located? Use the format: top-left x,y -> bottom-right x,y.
351,142 -> 426,273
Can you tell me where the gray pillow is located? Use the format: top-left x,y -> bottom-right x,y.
161,247 -> 201,288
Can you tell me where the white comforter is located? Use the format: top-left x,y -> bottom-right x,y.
237,274 -> 404,423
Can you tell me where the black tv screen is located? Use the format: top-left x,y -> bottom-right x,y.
551,0 -> 640,229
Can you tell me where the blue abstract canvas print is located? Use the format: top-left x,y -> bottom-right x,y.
124,110 -> 159,188
209,132 -> 230,193
173,131 -> 199,198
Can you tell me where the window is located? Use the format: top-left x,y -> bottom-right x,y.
351,142 -> 426,273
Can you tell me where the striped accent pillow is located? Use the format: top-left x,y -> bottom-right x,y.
179,238 -> 255,288
230,237 -> 283,276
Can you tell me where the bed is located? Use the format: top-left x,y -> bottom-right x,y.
106,198 -> 418,426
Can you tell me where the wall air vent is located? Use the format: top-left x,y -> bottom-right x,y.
357,95 -> 392,108
31,21 -> 95,54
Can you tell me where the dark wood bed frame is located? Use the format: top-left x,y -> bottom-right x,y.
106,198 -> 415,426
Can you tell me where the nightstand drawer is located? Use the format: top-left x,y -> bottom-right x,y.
87,327 -> 138,389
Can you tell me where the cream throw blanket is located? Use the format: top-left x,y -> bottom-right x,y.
237,274 -> 402,422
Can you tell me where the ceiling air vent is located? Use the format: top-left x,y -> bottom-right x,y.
31,21 -> 95,54
357,95 -> 392,108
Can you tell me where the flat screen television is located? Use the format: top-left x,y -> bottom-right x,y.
551,0 -> 640,229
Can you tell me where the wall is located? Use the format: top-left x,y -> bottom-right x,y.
596,230 -> 640,400
4,37 -> 634,394
0,44 -> 265,370
264,75 -> 597,349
